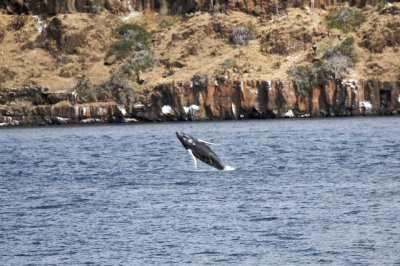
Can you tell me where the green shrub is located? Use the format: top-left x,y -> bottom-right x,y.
332,37 -> 358,64
107,23 -> 151,60
116,23 -> 151,47
109,71 -> 129,87
325,7 -> 364,33
287,65 -> 314,97
253,5 -> 263,16
288,51 -> 352,94
75,76 -> 98,103
127,50 -> 155,73
123,50 -> 156,83
159,16 -> 175,29
288,58 -> 337,97
107,39 -> 134,59
223,58 -> 237,69
315,41 -> 332,54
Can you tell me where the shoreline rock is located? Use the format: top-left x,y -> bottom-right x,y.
1,78 -> 399,127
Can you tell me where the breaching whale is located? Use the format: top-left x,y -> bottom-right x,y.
176,132 -> 225,170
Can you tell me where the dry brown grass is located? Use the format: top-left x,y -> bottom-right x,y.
0,5 -> 399,93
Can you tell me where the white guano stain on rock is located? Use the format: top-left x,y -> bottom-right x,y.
162,105 -> 172,115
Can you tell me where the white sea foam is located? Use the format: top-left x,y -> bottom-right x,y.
223,165 -> 235,171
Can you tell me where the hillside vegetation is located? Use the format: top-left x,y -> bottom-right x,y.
0,3 -> 399,94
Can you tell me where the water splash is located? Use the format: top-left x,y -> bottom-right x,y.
223,165 -> 235,171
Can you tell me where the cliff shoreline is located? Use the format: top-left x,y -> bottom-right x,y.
1,1 -> 400,127
1,78 -> 399,127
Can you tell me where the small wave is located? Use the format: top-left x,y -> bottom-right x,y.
344,210 -> 361,215
175,181 -> 198,186
31,204 -> 63,210
15,253 -> 30,257
191,250 -> 220,255
183,168 -> 215,173
228,253 -> 257,257
249,217 -> 278,222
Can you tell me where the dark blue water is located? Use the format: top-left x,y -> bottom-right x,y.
1,117 -> 400,265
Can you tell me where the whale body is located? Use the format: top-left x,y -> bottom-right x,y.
176,132 -> 225,170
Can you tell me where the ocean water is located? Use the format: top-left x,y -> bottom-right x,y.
1,117 -> 399,265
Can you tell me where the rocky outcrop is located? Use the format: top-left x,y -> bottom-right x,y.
261,25 -> 313,54
1,79 -> 399,126
33,17 -> 86,54
361,20 -> 400,53
0,0 -> 385,15
0,86 -> 127,125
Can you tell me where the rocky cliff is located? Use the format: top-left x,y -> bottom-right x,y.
1,78 -> 399,126
0,0 -> 384,15
1,0 -> 400,126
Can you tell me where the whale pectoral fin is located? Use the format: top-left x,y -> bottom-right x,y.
188,149 -> 197,169
197,139 -> 220,146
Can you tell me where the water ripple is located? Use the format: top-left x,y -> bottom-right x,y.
1,117 -> 399,265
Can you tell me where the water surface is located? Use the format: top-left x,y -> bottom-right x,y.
1,117 -> 399,264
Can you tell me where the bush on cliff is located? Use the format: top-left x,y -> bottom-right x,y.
229,24 -> 256,47
290,37 -> 358,91
123,50 -> 156,84
322,53 -> 352,79
252,5 -> 263,16
288,46 -> 354,95
288,58 -> 350,93
319,37 -> 357,78
75,76 -> 98,103
223,58 -> 237,69
117,23 -> 151,48
287,65 -> 315,98
331,37 -> 358,64
107,40 -> 134,59
159,16 -> 176,29
107,23 -> 152,60
99,72 -> 135,105
325,7 -> 364,33
192,73 -> 210,88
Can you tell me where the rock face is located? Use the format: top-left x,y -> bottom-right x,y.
1,79 -> 399,126
0,0 -> 382,15
361,21 -> 400,53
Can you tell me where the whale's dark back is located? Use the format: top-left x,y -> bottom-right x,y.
176,132 -> 225,170
191,142 -> 225,170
